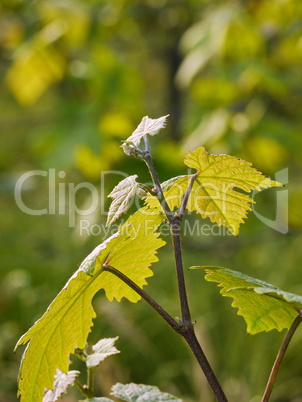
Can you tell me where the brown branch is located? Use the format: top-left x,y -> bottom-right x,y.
102,264 -> 180,333
262,313 -> 302,402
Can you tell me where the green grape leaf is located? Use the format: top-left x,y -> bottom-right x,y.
185,147 -> 283,235
43,369 -> 79,402
107,175 -> 140,227
124,115 -> 169,147
86,337 -> 120,368
97,210 -> 165,302
146,146 -> 283,235
192,266 -> 302,334
16,210 -> 165,402
111,383 -> 182,402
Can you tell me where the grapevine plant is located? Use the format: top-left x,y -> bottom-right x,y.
16,115 -> 302,402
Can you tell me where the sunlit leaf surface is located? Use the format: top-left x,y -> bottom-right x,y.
124,115 -> 169,147
106,175 -> 140,227
16,211 -> 165,402
146,146 -> 282,235
193,266 -> 302,334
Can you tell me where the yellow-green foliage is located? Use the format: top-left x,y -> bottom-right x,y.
16,211 -> 165,402
195,266 -> 302,334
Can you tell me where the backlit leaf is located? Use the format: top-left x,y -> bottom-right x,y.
193,266 -> 302,334
16,210 -> 165,402
43,369 -> 79,402
124,115 -> 169,147
86,337 -> 120,368
111,383 -> 182,401
107,175 -> 140,227
146,146 -> 283,235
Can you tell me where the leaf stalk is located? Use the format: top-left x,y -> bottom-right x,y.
142,137 -> 173,222
87,366 -> 94,395
133,148 -> 228,401
102,264 -> 181,333
169,208 -> 228,401
171,222 -> 192,326
75,379 -> 94,399
178,173 -> 197,221
262,313 -> 302,402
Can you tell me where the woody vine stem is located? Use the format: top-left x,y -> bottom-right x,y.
143,136 -> 228,401
104,135 -> 299,402
106,136 -> 228,402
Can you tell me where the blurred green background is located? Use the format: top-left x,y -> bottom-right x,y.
1,0 -> 302,401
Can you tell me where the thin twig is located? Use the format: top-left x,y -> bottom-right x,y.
142,139 -> 173,222
174,173 -> 227,399
143,135 -> 151,154
74,379 -> 94,399
139,183 -> 157,197
102,264 -> 180,333
182,328 -> 228,402
262,313 -> 302,402
87,367 -> 93,395
178,173 -> 197,221
139,139 -> 227,400
170,220 -> 228,402
103,261 -> 227,401
171,224 -> 192,325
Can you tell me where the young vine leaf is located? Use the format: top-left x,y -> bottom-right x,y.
106,175 -> 142,227
79,383 -> 182,402
43,369 -> 79,402
146,146 -> 283,235
123,115 -> 169,147
16,210 -> 165,402
86,337 -> 120,368
111,383 -> 182,401
192,266 -> 302,334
